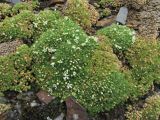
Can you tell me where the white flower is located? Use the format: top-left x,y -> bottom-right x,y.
51,56 -> 56,60
33,22 -> 38,28
132,31 -> 136,35
75,29 -> 79,32
48,48 -> 56,53
53,84 -> 57,89
76,47 -> 80,50
46,116 -> 52,120
113,28 -> 117,31
58,60 -> 63,63
64,16 -> 69,20
50,62 -> 55,67
43,21 -> 48,25
72,45 -> 76,49
67,83 -> 72,89
73,71 -> 76,76
43,47 -> 47,52
67,40 -> 71,44
81,43 -> 86,46
63,76 -> 69,80
9,36 -> 12,39
63,70 -> 69,80
115,44 -> 122,49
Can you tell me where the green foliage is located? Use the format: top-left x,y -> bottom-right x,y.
100,8 -> 111,17
126,94 -> 160,120
32,10 -> 62,39
63,0 -> 92,28
126,39 -> 160,96
32,18 -> 97,97
0,10 -> 35,43
0,3 -> 12,17
12,1 -> 39,15
98,0 -> 114,5
0,45 -> 34,92
0,10 -> 62,43
32,25 -> 131,113
97,24 -> 135,51
74,40 -> 131,113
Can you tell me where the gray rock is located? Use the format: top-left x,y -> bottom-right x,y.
116,7 -> 128,25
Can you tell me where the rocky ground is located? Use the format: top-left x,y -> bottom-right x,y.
127,0 -> 160,39
0,40 -> 23,56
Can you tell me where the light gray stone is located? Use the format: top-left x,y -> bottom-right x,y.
116,7 -> 128,25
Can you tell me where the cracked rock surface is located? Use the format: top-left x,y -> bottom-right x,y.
0,40 -> 23,56
127,0 -> 160,39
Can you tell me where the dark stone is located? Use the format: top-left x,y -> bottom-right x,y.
3,90 -> 19,100
66,97 -> 88,120
48,0 -> 65,6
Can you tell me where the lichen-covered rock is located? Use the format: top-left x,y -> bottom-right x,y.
0,40 -> 23,56
127,0 -> 160,39
124,0 -> 149,9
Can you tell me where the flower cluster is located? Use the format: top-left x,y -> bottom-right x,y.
32,18 -> 98,99
32,10 -> 61,39
97,24 -> 136,51
74,40 -> 131,113
0,10 -> 61,43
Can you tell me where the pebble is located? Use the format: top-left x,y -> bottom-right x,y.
30,100 -> 39,107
